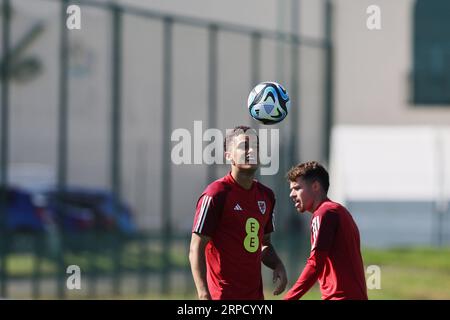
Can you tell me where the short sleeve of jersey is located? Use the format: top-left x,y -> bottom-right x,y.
312,209 -> 339,252
264,192 -> 276,234
192,193 -> 223,237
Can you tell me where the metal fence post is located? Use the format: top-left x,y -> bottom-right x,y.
111,4 -> 123,296
250,32 -> 261,130
88,232 -> 98,298
286,0 -> 300,276
289,0 -> 299,165
0,0 -> 11,299
161,17 -> 173,296
249,32 -> 262,182
56,0 -> 70,300
323,0 -> 334,165
32,234 -> 43,299
138,233 -> 148,295
207,25 -> 218,183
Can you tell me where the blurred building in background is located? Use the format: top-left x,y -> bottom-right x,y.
330,0 -> 450,246
1,0 -> 330,237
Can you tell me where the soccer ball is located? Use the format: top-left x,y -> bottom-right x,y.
247,81 -> 290,125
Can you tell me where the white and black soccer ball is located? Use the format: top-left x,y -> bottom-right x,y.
247,81 -> 290,125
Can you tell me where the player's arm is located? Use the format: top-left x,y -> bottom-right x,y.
189,232 -> 212,300
284,210 -> 339,300
190,193 -> 221,300
283,251 -> 327,300
262,233 -> 288,295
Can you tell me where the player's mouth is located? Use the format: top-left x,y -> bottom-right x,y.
245,155 -> 257,163
294,200 -> 301,209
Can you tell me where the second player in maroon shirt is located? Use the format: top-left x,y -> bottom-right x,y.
284,161 -> 368,300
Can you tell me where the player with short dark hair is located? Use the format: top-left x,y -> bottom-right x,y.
189,125 -> 287,300
284,161 -> 368,300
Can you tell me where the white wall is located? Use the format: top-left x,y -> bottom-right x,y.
329,125 -> 450,247
329,125 -> 450,203
334,0 -> 450,125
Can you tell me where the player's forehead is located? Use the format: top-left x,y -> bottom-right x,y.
290,177 -> 306,189
233,132 -> 258,145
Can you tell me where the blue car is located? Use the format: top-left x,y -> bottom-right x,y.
3,186 -> 136,234
4,187 -> 55,232
45,188 -> 137,234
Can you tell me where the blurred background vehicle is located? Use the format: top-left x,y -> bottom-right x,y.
45,188 -> 136,234
3,163 -> 136,234
3,186 -> 55,233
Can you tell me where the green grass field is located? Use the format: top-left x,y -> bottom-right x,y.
3,246 -> 450,299
145,247 -> 450,300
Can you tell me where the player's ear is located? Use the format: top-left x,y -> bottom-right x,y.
224,150 -> 234,163
312,180 -> 321,192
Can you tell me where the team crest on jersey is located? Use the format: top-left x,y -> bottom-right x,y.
257,201 -> 266,214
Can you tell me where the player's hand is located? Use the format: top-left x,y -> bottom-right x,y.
272,263 -> 288,295
198,291 -> 212,300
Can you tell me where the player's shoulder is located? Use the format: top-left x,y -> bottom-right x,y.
203,175 -> 233,197
255,180 -> 275,200
317,200 -> 345,215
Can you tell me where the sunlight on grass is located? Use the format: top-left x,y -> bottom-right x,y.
3,246 -> 450,299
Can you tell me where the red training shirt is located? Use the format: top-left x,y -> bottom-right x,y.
192,172 -> 275,300
284,199 -> 368,300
